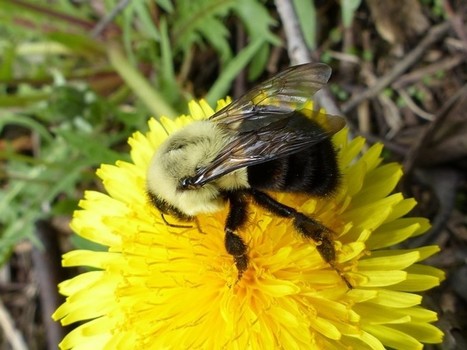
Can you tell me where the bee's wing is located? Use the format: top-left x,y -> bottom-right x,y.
190,111 -> 343,187
188,63 -> 345,186
209,63 -> 333,131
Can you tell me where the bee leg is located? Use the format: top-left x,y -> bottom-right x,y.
224,192 -> 249,279
249,189 -> 352,289
294,214 -> 353,289
225,229 -> 248,279
160,213 -> 194,229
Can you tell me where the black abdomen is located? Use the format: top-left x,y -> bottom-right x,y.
247,139 -> 339,197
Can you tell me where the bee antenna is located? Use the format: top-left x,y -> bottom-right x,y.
160,214 -> 193,229
160,214 -> 206,235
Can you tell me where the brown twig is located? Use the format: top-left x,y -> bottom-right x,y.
339,25 -> 357,84
267,41 -> 284,73
405,167 -> 462,248
402,83 -> 467,177
274,0 -> 342,116
90,0 -> 130,38
7,0 -> 95,30
396,88 -> 435,121
443,0 -> 467,57
392,54 -> 465,89
341,21 -> 451,113
357,130 -> 408,156
32,220 -> 69,350
0,298 -> 28,350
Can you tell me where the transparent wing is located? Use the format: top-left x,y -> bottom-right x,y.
188,63 -> 345,187
210,63 -> 335,132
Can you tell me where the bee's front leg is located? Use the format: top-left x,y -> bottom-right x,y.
225,229 -> 248,278
224,192 -> 249,279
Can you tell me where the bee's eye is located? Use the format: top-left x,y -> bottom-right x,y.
167,139 -> 189,152
180,177 -> 196,190
180,177 -> 190,188
168,144 -> 185,152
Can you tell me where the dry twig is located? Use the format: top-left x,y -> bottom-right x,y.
33,220 -> 69,350
392,54 -> 464,89
274,0 -> 342,116
90,0 -> 130,38
403,83 -> 467,175
0,298 -> 28,350
342,22 -> 451,113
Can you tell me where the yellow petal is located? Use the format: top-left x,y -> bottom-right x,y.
364,324 -> 423,350
357,270 -> 407,287
367,218 -> 429,249
369,290 -> 422,308
358,250 -> 419,270
53,98 -> 443,349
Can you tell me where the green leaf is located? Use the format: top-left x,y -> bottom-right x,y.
108,45 -> 177,118
0,44 -> 16,81
233,0 -> 280,45
133,1 -> 160,41
156,0 -> 174,13
46,32 -> 104,57
0,214 -> 36,264
0,93 -> 49,108
172,0 -> 235,58
197,17 -> 232,63
159,17 -> 180,104
0,114 -> 53,143
341,0 -> 362,28
247,43 -> 270,81
55,129 -> 126,165
205,38 -> 264,105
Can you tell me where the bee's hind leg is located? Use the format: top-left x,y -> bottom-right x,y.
249,189 -> 352,289
293,214 -> 353,289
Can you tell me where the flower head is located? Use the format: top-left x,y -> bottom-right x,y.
53,99 -> 444,349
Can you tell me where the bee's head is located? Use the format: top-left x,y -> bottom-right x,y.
146,121 -> 229,217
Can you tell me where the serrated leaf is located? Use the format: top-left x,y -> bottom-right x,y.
233,0 -> 280,45
197,17 -> 232,62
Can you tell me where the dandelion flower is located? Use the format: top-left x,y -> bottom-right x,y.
53,99 -> 444,349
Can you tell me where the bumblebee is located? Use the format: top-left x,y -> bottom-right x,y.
147,63 -> 349,286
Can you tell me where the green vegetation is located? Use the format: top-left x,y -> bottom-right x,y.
0,0 -> 283,263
